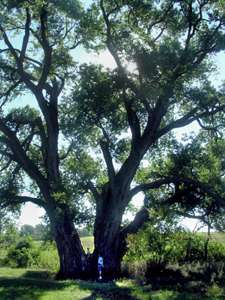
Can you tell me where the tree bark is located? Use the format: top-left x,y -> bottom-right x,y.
93,218 -> 125,280
47,206 -> 85,279
92,184 -> 128,280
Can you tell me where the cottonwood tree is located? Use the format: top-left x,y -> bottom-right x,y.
63,0 -> 225,278
1,0 -> 225,280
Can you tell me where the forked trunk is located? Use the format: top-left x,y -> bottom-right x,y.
48,206 -> 85,279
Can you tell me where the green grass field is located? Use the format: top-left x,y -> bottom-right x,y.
210,232 -> 225,244
198,232 -> 225,244
80,236 -> 94,252
0,267 -> 224,300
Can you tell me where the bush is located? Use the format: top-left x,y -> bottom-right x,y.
5,237 -> 39,268
122,260 -> 147,281
123,223 -> 225,283
208,240 -> 225,262
3,237 -> 59,273
37,242 -> 59,273
125,227 -> 225,266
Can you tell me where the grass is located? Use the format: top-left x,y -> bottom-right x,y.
0,268 -> 225,300
210,232 -> 225,244
80,236 -> 94,252
198,232 -> 225,244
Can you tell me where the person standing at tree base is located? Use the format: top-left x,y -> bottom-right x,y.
98,255 -> 104,280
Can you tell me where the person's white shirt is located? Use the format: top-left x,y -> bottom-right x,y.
98,256 -> 104,266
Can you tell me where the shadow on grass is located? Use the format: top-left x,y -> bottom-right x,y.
0,270 -> 71,300
22,270 -> 53,280
77,280 -> 139,300
0,269 -> 216,300
0,270 -> 141,300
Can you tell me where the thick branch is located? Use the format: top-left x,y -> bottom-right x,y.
0,158 -> 13,173
87,181 -> 100,202
174,210 -> 211,227
19,8 -> 31,65
124,94 -> 141,143
0,25 -> 18,60
35,116 -> 48,168
0,195 -> 46,209
158,104 -> 225,139
59,141 -> 75,160
15,195 -> 46,208
197,118 -> 219,131
100,139 -> 115,183
129,178 -> 174,200
0,118 -> 48,193
0,80 -> 22,109
3,48 -> 42,67
38,8 -> 52,89
0,24 -> 40,94
98,122 -> 115,182
121,206 -> 149,237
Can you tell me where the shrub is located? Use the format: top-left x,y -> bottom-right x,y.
4,238 -> 59,273
5,237 -> 39,268
122,260 -> 147,281
123,223 -> 225,282
37,242 -> 59,273
125,227 -> 225,266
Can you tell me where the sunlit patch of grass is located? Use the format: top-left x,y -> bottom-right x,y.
0,268 -> 28,278
207,283 -> 224,299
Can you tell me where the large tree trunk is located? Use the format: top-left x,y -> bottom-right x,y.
93,185 -> 127,280
93,217 -> 125,280
47,206 -> 85,279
